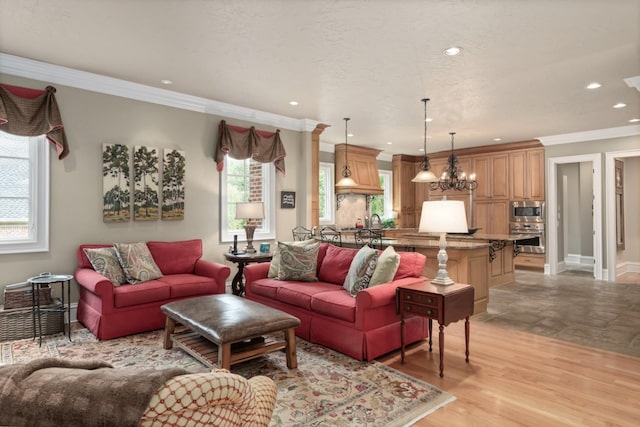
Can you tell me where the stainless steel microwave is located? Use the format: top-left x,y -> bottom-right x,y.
510,200 -> 545,223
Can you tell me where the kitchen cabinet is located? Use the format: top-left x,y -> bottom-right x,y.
509,148 -> 545,200
472,154 -> 509,200
392,155 -> 417,228
473,200 -> 509,235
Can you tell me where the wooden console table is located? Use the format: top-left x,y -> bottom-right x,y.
396,281 -> 474,377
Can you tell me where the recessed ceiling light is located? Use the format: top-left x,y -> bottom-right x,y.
630,118 -> 640,123
425,117 -> 433,122
586,82 -> 602,89
613,103 -> 627,108
289,101 -> 299,106
493,138 -> 502,142
444,46 -> 462,56
419,148 -> 425,152
348,133 -> 354,137
387,141 -> 393,145
160,79 -> 172,85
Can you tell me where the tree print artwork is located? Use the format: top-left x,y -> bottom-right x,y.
162,149 -> 186,220
133,146 -> 159,221
102,144 -> 130,222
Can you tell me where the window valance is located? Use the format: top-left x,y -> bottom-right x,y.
215,120 -> 286,175
0,84 -> 69,159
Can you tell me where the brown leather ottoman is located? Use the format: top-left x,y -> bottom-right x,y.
161,294 -> 300,370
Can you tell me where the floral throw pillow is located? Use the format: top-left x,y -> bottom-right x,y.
268,239 -> 316,278
277,241 -> 320,282
114,242 -> 163,284
343,245 -> 379,296
83,247 -> 127,286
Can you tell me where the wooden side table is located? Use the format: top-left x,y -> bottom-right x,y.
223,252 -> 272,296
396,281 -> 474,377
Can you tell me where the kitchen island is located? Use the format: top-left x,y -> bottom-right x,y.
338,235 -> 491,315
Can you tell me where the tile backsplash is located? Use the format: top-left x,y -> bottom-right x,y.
335,195 -> 367,229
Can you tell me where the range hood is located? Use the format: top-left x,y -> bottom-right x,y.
334,144 -> 384,195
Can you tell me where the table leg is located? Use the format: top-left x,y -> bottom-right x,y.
400,315 -> 406,364
163,317 -> 175,349
231,262 -> 246,296
284,328 -> 298,369
428,318 -> 433,352
219,343 -> 232,370
439,323 -> 445,378
31,283 -> 37,341
465,316 -> 470,363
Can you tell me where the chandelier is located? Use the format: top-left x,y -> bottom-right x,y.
430,132 -> 478,191
335,117 -> 357,187
411,98 -> 438,182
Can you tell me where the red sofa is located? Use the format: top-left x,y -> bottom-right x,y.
74,239 -> 230,340
243,243 -> 429,361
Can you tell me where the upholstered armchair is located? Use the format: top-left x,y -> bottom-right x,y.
140,369 -> 278,427
0,359 -> 277,427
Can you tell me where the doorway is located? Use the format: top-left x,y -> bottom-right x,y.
605,150 -> 640,281
548,154 -> 602,279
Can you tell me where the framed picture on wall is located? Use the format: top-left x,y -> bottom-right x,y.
281,191 -> 295,209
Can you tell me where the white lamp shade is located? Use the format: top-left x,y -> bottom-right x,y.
418,200 -> 468,234
236,202 -> 264,219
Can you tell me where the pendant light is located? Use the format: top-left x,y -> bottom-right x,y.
336,117 -> 357,187
430,132 -> 478,191
412,98 -> 438,182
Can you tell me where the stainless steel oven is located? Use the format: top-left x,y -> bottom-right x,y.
510,200 -> 545,223
510,222 -> 545,254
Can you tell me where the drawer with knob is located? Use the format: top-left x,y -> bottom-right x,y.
401,291 -> 438,307
400,303 -> 439,318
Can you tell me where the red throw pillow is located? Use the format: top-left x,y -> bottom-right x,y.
394,251 -> 427,279
317,245 -> 359,284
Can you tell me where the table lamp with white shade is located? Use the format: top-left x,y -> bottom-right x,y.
419,200 -> 468,285
235,202 -> 264,254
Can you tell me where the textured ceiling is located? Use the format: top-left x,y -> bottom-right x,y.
1,0 -> 639,155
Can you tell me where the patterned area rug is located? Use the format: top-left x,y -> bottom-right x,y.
1,330 -> 454,426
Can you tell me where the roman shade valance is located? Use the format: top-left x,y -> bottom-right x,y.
0,84 -> 69,159
215,120 -> 286,175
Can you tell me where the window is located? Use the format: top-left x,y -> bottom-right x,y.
0,132 -> 49,254
370,169 -> 393,220
220,156 -> 275,243
319,162 -> 335,224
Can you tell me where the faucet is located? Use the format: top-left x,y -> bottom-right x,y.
370,214 -> 382,229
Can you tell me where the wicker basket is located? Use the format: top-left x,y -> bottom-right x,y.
0,302 -> 64,342
3,285 -> 52,309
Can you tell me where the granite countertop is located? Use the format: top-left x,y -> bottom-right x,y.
339,236 -> 490,250
402,232 -> 526,241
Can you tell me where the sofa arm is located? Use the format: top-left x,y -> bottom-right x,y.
140,369 -> 277,427
356,276 -> 427,310
74,268 -> 116,306
194,259 -> 231,294
243,262 -> 271,285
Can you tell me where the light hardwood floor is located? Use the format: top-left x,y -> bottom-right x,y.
380,288 -> 640,425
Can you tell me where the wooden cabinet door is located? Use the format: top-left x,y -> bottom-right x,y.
510,149 -> 544,200
472,200 -> 508,234
472,156 -> 491,199
510,151 -> 527,200
528,149 -> 545,200
491,154 -> 509,199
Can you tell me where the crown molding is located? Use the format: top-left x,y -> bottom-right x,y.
624,75 -> 640,92
0,53 -> 319,133
537,125 -> 640,146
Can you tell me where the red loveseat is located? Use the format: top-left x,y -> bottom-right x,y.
243,243 -> 429,361
74,239 -> 230,340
